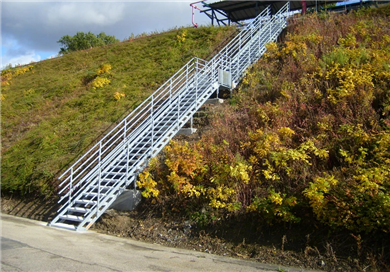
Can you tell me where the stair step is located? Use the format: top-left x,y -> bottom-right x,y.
110,164 -> 136,171
49,222 -> 77,231
82,192 -> 106,197
128,148 -> 148,153
135,141 -> 151,147
107,167 -> 127,172
75,199 -> 97,205
99,181 -> 116,186
67,207 -> 90,213
87,184 -> 111,191
60,214 -> 84,222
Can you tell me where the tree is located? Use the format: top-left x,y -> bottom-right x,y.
57,32 -> 119,54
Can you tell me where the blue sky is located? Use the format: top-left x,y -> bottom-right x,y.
1,0 -> 211,69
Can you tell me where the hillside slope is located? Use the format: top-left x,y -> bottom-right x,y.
125,7 -> 390,271
1,26 -> 235,196
2,5 -> 390,272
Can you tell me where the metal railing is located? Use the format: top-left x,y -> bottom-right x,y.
50,2 -> 290,231
55,58 -> 207,207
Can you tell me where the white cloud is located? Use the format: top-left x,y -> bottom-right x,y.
1,1 -> 211,67
2,51 -> 41,68
47,3 -> 126,26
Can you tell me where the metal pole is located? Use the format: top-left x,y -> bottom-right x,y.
126,142 -> 129,184
229,56 -> 232,98
124,119 -> 127,140
98,142 -> 101,215
170,78 -> 172,103
196,58 -> 198,106
151,96 -> 154,150
69,168 -> 73,207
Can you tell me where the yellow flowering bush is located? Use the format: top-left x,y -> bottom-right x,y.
91,77 -> 111,89
96,64 -> 112,75
176,30 -> 187,47
113,92 -> 125,101
137,171 -> 159,198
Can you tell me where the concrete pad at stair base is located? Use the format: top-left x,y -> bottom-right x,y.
205,98 -> 224,105
110,189 -> 142,211
177,128 -> 197,135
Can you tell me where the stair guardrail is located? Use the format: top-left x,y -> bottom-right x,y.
50,2 -> 290,231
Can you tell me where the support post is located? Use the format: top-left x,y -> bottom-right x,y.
126,141 -> 129,184
98,142 -> 101,215
69,168 -> 73,207
151,96 -> 154,151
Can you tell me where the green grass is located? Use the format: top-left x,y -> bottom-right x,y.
1,25 -> 236,196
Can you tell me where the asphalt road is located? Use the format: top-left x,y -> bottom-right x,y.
1,213 -> 318,272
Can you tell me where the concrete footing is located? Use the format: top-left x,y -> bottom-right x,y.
205,98 -> 224,105
110,189 -> 142,211
177,128 -> 197,135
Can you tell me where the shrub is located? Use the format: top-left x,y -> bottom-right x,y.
91,77 -> 111,89
137,10 -> 390,233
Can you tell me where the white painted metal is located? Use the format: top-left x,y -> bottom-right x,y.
49,2 -> 290,231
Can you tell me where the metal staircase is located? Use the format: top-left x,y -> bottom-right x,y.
49,2 -> 290,231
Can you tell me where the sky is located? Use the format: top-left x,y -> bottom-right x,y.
1,0 -> 211,69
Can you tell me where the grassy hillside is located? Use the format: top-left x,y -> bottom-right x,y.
1,26 -> 236,197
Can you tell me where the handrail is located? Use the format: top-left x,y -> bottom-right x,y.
52,2 -> 290,230
56,58 -> 207,209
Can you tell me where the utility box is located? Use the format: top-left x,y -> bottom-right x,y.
218,69 -> 232,88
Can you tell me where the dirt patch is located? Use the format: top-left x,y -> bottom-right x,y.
1,195 -> 59,222
92,200 -> 388,272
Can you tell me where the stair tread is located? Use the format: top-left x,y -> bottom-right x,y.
82,192 -> 106,196
87,185 -> 112,191
49,222 -> 77,230
75,199 -> 97,204
67,207 -> 90,213
60,214 -> 84,222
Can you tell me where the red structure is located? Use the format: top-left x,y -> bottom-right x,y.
301,0 -> 307,14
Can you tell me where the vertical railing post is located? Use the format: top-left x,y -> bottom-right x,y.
195,58 -> 198,107
170,78 -> 172,104
69,168 -> 73,207
151,96 -> 154,150
269,16 -> 272,42
186,61 -> 189,89
124,119 -> 127,141
177,69 -> 181,131
258,17 -> 261,54
98,142 -> 101,215
249,28 -> 252,65
126,141 -> 129,185
124,118 -> 128,184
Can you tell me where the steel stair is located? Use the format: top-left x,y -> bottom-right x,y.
49,3 -> 290,231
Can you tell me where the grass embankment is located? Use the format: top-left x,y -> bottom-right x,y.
1,26 -> 236,197
137,7 -> 390,271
